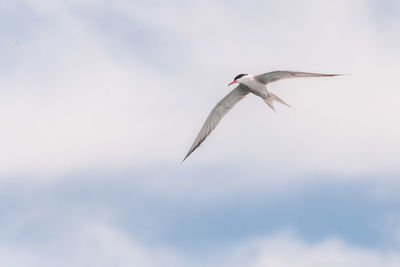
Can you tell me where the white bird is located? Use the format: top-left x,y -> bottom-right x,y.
183,71 -> 341,162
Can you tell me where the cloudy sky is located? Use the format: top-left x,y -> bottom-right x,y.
1,0 -> 400,266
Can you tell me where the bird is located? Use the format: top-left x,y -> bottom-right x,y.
182,70 -> 341,162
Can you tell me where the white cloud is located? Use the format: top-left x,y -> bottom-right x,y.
0,223 -> 183,267
230,233 -> 400,267
1,0 -> 400,179
1,225 -> 399,267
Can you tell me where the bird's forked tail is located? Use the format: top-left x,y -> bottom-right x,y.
263,92 -> 291,113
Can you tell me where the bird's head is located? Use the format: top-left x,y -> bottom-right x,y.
228,73 -> 248,86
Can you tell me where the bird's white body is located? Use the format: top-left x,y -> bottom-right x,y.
237,74 -> 268,98
183,70 -> 341,162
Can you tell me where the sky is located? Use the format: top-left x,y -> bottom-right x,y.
1,0 -> 400,266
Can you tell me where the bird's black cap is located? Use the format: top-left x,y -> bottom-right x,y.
234,74 -> 247,80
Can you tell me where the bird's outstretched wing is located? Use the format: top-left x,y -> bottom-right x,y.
183,85 -> 249,162
255,71 -> 341,85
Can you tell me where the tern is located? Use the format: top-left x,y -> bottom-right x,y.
183,70 -> 341,162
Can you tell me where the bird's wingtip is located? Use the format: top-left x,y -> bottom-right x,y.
181,153 -> 190,164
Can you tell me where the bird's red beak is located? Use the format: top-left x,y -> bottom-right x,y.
228,80 -> 237,86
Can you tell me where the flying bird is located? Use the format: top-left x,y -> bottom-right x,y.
183,71 -> 341,162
